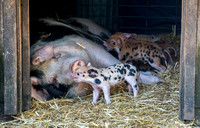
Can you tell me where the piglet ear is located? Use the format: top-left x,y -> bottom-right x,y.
103,41 -> 113,51
103,41 -> 108,47
87,62 -> 92,67
122,33 -> 132,39
130,33 -> 137,39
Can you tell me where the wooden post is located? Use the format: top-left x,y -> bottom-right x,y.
0,0 -> 4,116
180,0 -> 200,125
3,0 -> 19,115
0,0 -> 30,118
195,0 -> 200,125
21,0 -> 31,111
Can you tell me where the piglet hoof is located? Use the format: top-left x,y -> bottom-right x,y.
133,92 -> 138,98
159,78 -> 165,83
92,101 -> 97,104
106,100 -> 111,104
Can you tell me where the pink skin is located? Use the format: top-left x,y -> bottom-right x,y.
31,77 -> 50,101
70,63 -> 138,104
31,45 -> 54,65
71,72 -> 112,104
71,72 -> 100,103
72,70 -> 133,103
31,45 -> 61,65
30,35 -> 165,101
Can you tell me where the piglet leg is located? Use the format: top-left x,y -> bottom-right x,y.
131,84 -> 139,97
148,62 -> 165,73
91,84 -> 100,104
125,78 -> 138,97
128,84 -> 133,93
102,86 -> 111,104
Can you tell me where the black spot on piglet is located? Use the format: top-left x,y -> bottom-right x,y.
88,69 -> 98,78
88,69 -> 98,74
89,74 -> 97,78
94,78 -> 101,85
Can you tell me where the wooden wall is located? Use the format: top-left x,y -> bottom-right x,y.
180,0 -> 200,125
0,0 -> 30,119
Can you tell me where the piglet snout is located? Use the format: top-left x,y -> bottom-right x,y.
70,72 -> 74,78
71,72 -> 79,82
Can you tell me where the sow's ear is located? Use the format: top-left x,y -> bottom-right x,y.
31,45 -> 54,65
72,60 -> 86,71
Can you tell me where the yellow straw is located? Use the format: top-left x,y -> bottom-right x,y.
76,42 -> 85,49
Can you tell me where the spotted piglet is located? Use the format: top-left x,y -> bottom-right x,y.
71,63 -> 138,104
105,33 -> 167,72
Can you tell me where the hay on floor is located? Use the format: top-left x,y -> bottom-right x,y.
0,34 -> 196,127
0,63 -> 195,127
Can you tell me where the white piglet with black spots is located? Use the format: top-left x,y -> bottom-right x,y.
71,63 -> 138,104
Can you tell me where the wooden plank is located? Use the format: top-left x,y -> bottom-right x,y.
179,0 -> 185,120
179,0 -> 196,120
0,0 -> 4,115
16,0 -> 22,114
0,116 -> 14,121
195,0 -> 200,125
183,0 -> 196,120
3,0 -> 18,115
21,0 -> 31,111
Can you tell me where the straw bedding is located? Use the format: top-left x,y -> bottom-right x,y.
0,34 -> 196,127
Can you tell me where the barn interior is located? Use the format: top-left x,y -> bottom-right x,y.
30,0 -> 181,35
1,0 -> 197,127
